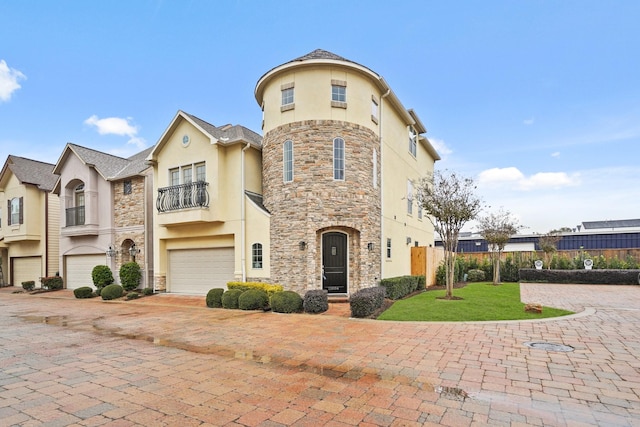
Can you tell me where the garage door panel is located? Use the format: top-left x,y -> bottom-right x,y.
13,257 -> 42,287
168,248 -> 234,295
66,255 -> 107,290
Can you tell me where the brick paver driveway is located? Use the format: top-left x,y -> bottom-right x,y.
0,284 -> 639,426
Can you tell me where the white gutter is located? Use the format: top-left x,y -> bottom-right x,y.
379,88 -> 390,280
240,142 -> 251,282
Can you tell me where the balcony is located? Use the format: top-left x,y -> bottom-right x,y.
62,205 -> 98,236
66,206 -> 85,226
156,182 -> 217,226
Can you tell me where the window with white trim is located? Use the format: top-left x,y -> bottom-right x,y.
252,243 -> 263,269
283,140 -> 293,182
333,137 -> 345,180
386,238 -> 392,259
332,85 -> 346,102
407,180 -> 413,215
8,197 -> 22,225
409,126 -> 417,157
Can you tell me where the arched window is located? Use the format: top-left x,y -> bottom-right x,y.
283,140 -> 293,182
252,243 -> 263,269
333,137 -> 345,180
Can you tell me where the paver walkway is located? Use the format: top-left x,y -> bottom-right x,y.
0,284 -> 639,426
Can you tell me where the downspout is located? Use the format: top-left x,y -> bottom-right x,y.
241,142 -> 251,282
379,88 -> 390,280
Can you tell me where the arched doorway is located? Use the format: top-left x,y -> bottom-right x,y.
322,231 -> 348,294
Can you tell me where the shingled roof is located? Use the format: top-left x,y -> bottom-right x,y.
182,112 -> 262,148
1,155 -> 58,191
57,143 -> 153,181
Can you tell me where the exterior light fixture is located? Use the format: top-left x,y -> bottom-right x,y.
129,243 -> 140,258
106,245 -> 116,258
367,242 -> 374,251
299,241 -> 306,250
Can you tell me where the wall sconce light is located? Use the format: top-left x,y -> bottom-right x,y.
406,237 -> 412,245
367,242 -> 374,251
106,245 -> 117,258
299,241 -> 306,250
129,243 -> 140,258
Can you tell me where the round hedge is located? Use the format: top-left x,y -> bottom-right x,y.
101,284 -> 124,300
206,288 -> 225,308
270,291 -> 303,313
119,262 -> 141,291
221,289 -> 243,309
238,289 -> 269,310
73,286 -> 94,299
92,265 -> 114,288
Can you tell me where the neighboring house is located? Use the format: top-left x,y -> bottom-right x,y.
255,49 -> 440,295
0,155 -> 60,287
52,143 -> 154,290
146,111 -> 267,294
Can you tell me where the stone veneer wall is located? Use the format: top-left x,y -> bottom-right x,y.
113,176 -> 146,282
263,120 -> 381,294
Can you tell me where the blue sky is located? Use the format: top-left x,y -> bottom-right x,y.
1,0 -> 639,234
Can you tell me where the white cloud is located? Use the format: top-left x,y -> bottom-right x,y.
477,167 -> 580,191
523,117 -> 535,125
84,115 -> 146,148
551,151 -> 560,158
0,60 -> 26,102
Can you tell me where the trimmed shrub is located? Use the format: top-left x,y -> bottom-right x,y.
101,284 -> 124,300
270,291 -> 303,313
142,287 -> 154,296
21,281 -> 35,291
126,292 -> 140,300
206,288 -> 225,308
238,289 -> 269,310
92,265 -> 114,293
227,281 -> 283,297
119,262 -> 142,291
467,269 -> 486,282
303,289 -> 328,314
350,286 -> 386,318
41,276 -> 63,290
221,289 -> 243,309
379,275 -> 423,300
73,286 -> 94,299
519,268 -> 640,285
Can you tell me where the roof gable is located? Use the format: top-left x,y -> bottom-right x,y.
0,155 -> 58,191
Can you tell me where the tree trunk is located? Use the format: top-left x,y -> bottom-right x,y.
493,251 -> 501,284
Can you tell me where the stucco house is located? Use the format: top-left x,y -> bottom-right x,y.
0,155 -> 60,287
149,49 -> 439,296
146,111 -> 267,294
52,143 -> 154,290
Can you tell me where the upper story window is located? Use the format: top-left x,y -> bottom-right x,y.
158,163 -> 209,212
252,243 -> 263,269
75,183 -> 85,207
281,82 -> 294,112
409,126 -> 417,157
123,180 -> 132,195
64,183 -> 85,226
196,163 -> 206,182
8,197 -> 22,226
333,137 -> 345,180
371,96 -> 379,124
283,140 -> 293,183
331,80 -> 347,108
407,180 -> 413,215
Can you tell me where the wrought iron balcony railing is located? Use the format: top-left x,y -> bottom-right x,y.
65,206 -> 85,226
156,181 -> 210,213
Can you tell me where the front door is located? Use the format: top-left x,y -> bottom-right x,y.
322,232 -> 347,294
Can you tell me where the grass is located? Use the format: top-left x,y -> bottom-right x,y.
377,282 -> 574,321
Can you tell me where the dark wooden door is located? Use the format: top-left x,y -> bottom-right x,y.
322,232 -> 347,293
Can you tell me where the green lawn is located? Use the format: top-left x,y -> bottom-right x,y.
377,282 -> 574,321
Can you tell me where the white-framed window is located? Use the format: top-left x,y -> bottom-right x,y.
409,126 -> 417,157
386,238 -> 392,259
282,87 -> 294,106
332,85 -> 346,102
195,163 -> 206,182
283,140 -> 293,182
252,243 -> 263,269
407,180 -> 413,215
333,137 -> 345,180
169,168 -> 180,186
371,96 -> 379,123
8,197 -> 22,226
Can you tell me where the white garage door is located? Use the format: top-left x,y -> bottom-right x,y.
66,254 -> 108,290
168,248 -> 235,295
13,257 -> 42,287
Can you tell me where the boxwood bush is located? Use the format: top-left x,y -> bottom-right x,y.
270,291 -> 303,313
119,262 -> 141,291
206,288 -> 225,308
467,269 -> 486,282
238,289 -> 269,310
101,284 -> 124,300
227,281 -> 283,297
73,286 -> 94,299
221,289 -> 243,309
350,286 -> 386,318
21,281 -> 35,291
42,276 -> 63,290
379,275 -> 424,300
303,289 -> 328,314
519,268 -> 640,285
92,265 -> 114,293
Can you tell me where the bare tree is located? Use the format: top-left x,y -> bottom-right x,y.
416,170 -> 482,299
477,208 -> 523,284
538,232 -> 562,269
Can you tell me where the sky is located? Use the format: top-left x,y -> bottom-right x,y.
1,0 -> 639,234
